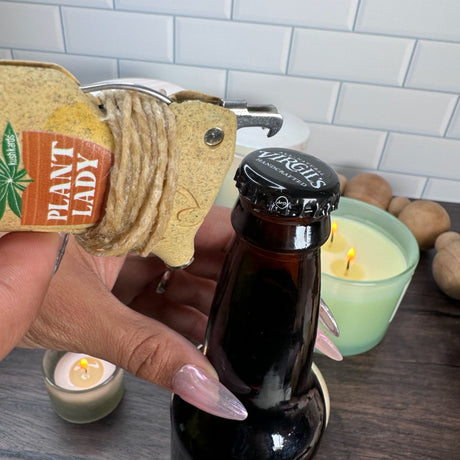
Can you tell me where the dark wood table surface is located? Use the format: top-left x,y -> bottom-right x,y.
0,203 -> 459,460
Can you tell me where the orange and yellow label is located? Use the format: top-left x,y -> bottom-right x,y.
21,131 -> 112,226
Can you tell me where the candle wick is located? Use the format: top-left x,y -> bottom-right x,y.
344,247 -> 355,275
344,258 -> 352,276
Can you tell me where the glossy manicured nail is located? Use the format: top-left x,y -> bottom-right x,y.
172,364 -> 248,421
156,269 -> 172,294
319,298 -> 340,337
53,233 -> 69,276
315,328 -> 343,361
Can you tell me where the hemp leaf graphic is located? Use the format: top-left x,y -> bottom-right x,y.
0,122 -> 33,219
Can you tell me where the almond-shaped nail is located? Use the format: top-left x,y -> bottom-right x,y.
172,364 -> 248,421
319,298 -> 340,337
315,328 -> 343,361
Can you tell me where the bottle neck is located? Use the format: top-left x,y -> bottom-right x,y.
232,197 -> 331,251
205,200 -> 329,411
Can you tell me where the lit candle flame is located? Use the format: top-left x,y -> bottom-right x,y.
330,221 -> 338,245
346,247 -> 356,272
79,358 -> 89,371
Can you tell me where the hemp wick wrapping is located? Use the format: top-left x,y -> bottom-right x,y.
77,90 -> 178,257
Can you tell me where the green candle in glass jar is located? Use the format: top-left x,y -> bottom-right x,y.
320,197 -> 419,356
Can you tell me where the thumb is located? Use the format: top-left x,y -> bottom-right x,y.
0,232 -> 61,361
34,263 -> 247,421
97,296 -> 247,421
103,302 -> 246,420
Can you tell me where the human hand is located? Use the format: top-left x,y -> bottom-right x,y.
20,206 -> 248,420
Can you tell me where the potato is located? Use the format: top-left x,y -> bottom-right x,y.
343,173 -> 392,210
435,231 -> 460,251
398,200 -> 451,250
432,240 -> 460,300
388,196 -> 411,217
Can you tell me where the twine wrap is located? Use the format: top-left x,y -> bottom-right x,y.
77,90 -> 178,257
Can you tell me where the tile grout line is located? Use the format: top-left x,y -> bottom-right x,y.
284,26 -> 295,75
420,177 -> 430,199
401,39 -> 418,87
173,15 -> 177,64
58,6 -> 68,53
376,131 -> 390,170
224,69 -> 229,99
331,82 -> 343,124
442,95 -> 460,137
352,0 -> 362,31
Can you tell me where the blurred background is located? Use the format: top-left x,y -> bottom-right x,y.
1,0 -> 459,203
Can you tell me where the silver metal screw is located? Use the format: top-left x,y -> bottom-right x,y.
204,127 -> 224,146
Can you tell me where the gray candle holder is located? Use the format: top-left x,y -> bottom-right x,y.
42,350 -> 124,424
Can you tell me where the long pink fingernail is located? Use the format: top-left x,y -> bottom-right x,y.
172,364 -> 248,421
315,328 -> 343,361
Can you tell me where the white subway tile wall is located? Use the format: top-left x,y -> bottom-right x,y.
381,134 -> 460,180
335,83 -> 456,136
306,123 -> 386,170
448,104 -> 460,140
175,18 -> 291,73
356,0 -> 460,41
406,41 -> 460,93
115,0 -> 232,19
0,2 -> 64,51
61,7 -> 173,61
0,48 -> 12,59
119,60 -> 227,96
233,0 -> 359,30
424,178 -> 460,203
0,0 -> 459,202
22,0 -> 113,7
289,29 -> 414,85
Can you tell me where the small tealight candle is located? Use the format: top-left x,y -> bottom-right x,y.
42,350 -> 124,424
54,353 -> 115,390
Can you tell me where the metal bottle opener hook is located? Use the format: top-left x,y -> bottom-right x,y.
81,81 -> 283,137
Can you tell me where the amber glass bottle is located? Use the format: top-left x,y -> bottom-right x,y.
171,148 -> 340,459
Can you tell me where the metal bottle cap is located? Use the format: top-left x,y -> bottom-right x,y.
234,148 -> 340,219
